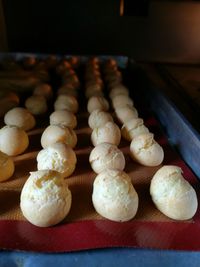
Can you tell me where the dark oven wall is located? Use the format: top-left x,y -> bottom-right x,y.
3,0 -> 200,63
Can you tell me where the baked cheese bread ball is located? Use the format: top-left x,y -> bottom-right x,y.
109,84 -> 129,98
50,110 -> 77,129
89,143 -> 125,174
87,96 -> 109,114
20,170 -> 72,227
0,125 -> 29,156
130,133 -> 164,166
150,165 -> 198,220
0,151 -> 15,182
25,95 -> 47,115
92,169 -> 139,222
37,142 -> 77,178
112,95 -> 134,109
88,109 -> 113,129
121,118 -> 149,141
33,83 -> 53,99
91,122 -> 121,146
54,94 -> 78,113
115,106 -> 138,124
4,107 -> 36,131
41,125 -> 77,149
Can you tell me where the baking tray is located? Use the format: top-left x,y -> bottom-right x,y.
0,54 -> 200,252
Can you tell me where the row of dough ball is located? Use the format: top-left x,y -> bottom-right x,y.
104,65 -> 164,167
84,65 -> 139,222
20,59 -> 94,227
20,83 -> 80,226
0,107 -> 35,167
39,82 -> 79,177
0,83 -> 54,182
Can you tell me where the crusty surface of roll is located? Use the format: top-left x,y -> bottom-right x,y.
0,125 -> 29,156
20,170 -> 72,227
91,122 -> 121,146
92,169 -> 139,222
50,110 -> 77,129
37,142 -> 77,177
150,165 -> 198,220
87,96 -> 109,114
88,109 -> 113,129
41,125 -> 77,149
4,107 -> 36,131
121,118 -> 149,141
89,143 -> 125,173
130,133 -> 164,166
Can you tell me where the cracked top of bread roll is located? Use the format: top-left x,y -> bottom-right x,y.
41,125 -> 77,149
92,169 -> 139,222
50,110 -> 77,129
150,165 -> 198,220
0,125 -> 29,156
20,170 -> 72,227
88,109 -> 113,129
121,118 -> 149,141
89,143 -> 125,173
130,133 -> 164,166
0,150 -> 15,182
37,142 -> 77,178
87,96 -> 109,114
91,121 -> 121,146
4,107 -> 36,131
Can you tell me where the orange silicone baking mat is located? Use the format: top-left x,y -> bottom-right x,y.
0,112 -> 200,252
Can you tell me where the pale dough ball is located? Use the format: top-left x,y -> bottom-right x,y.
50,110 -> 77,129
37,142 -> 77,178
89,143 -> 125,174
115,106 -> 138,124
0,125 -> 29,156
33,83 -> 53,99
88,109 -> 113,129
54,94 -> 78,113
150,165 -> 198,220
87,96 -> 109,114
20,170 -> 72,227
109,85 -> 129,99
112,95 -> 134,109
121,118 -> 149,141
130,133 -> 164,166
41,125 -> 77,149
4,107 -> 36,131
25,95 -> 47,115
0,151 -> 15,182
91,122 -> 121,146
92,169 -> 139,222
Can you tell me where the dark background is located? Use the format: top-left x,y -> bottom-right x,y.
3,0 -> 200,63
